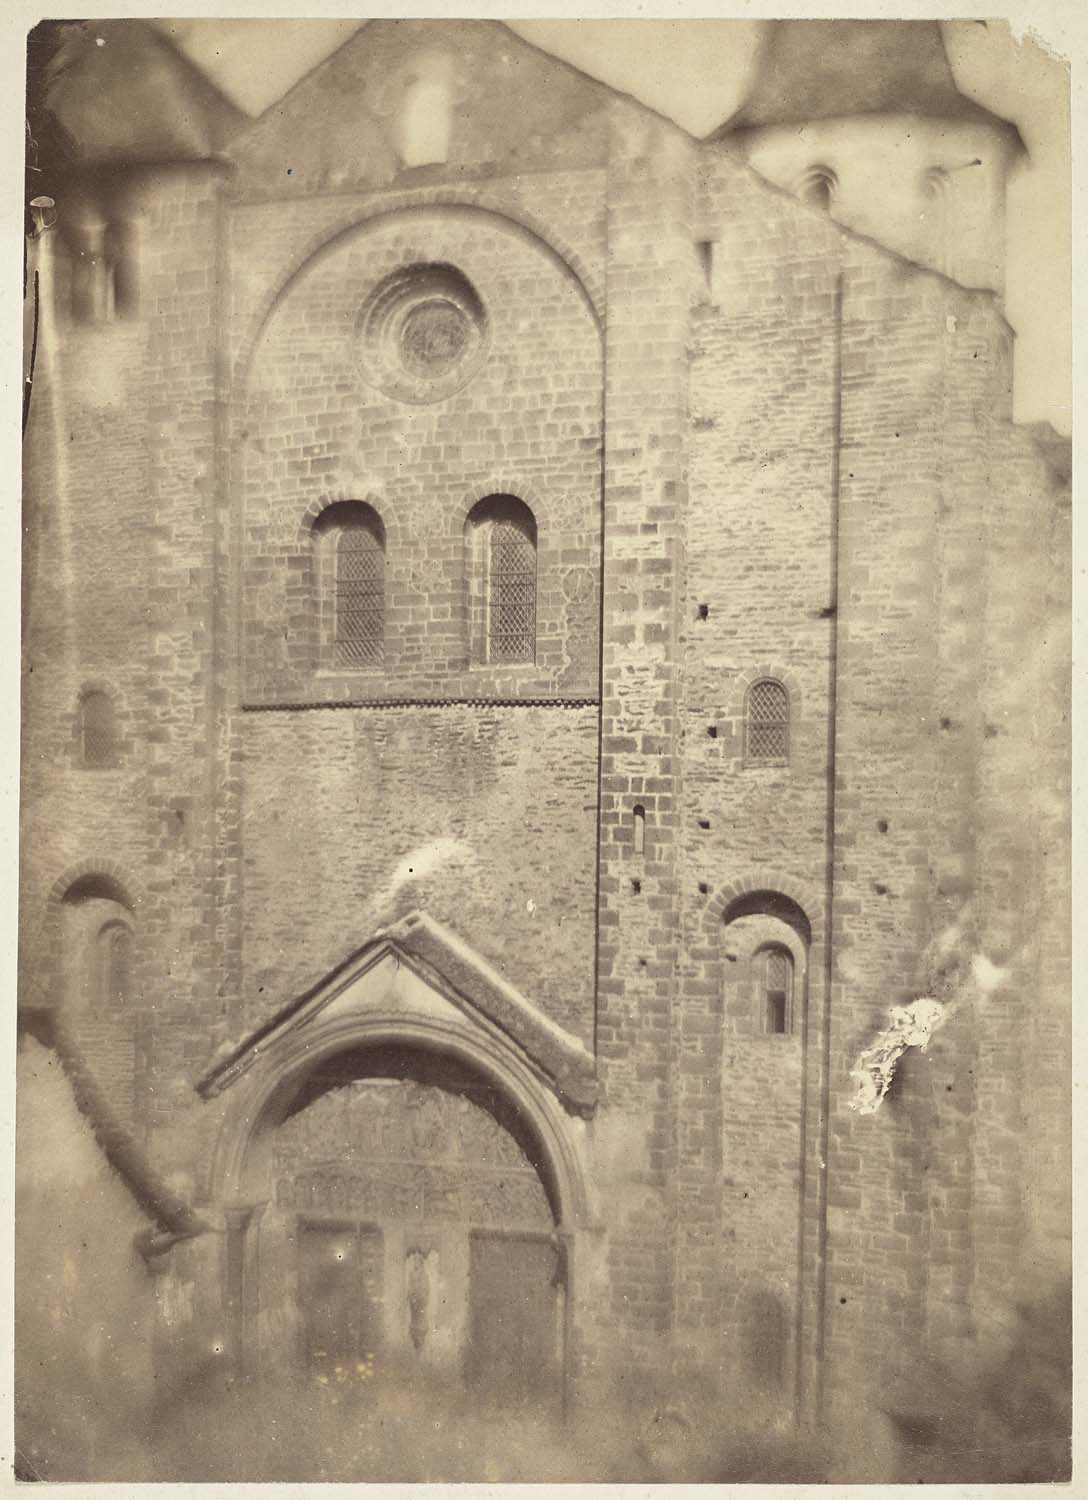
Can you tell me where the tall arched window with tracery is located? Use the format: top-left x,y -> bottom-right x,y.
745,679 -> 790,763
313,501 -> 386,669
466,495 -> 537,665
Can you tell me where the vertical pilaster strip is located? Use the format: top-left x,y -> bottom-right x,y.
595,103 -> 695,1365
815,251 -> 946,1417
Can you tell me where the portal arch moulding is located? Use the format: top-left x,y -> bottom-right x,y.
207,1007 -> 591,1234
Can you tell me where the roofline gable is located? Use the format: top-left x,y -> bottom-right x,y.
224,16 -> 685,160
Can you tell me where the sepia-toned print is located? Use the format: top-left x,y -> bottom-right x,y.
18,16 -> 1071,1483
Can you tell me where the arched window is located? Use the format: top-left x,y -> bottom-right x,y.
798,165 -> 837,212
59,874 -> 135,1012
58,876 -> 138,1123
633,804 -> 646,856
397,55 -> 453,167
746,679 -> 790,763
336,524 -> 385,666
759,945 -> 794,1035
466,496 -> 537,665
79,689 -> 116,767
96,920 -> 133,1008
721,889 -> 809,1038
313,502 -> 386,668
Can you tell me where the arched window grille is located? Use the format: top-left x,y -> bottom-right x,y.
746,679 -> 790,762
79,689 -> 116,767
336,523 -> 385,666
467,496 -> 537,665
313,502 -> 386,669
488,509 -> 536,662
760,945 -> 794,1035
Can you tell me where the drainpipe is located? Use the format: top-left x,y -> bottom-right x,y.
813,269 -> 845,1422
23,195 -> 56,437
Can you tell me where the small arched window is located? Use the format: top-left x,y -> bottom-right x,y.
60,874 -> 135,1013
314,502 -> 386,669
397,55 -> 453,167
79,689 -> 116,767
746,679 -> 790,763
96,921 -> 133,1008
633,804 -> 646,856
760,945 -> 794,1035
466,495 -> 537,665
798,165 -> 837,212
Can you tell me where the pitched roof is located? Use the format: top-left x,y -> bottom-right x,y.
723,20 -> 1021,142
38,18 -> 247,166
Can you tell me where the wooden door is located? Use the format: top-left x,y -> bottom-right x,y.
467,1232 -> 562,1402
297,1219 -> 382,1372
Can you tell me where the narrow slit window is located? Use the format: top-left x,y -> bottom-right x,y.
633,804 -> 646,855
746,679 -> 789,762
697,240 -> 714,291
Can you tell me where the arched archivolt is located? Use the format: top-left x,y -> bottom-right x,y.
704,871 -> 822,946
49,859 -> 140,917
208,1011 -> 590,1232
298,493 -> 388,545
235,196 -> 604,391
456,478 -> 549,531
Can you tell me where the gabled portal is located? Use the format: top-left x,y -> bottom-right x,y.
200,913 -> 592,1394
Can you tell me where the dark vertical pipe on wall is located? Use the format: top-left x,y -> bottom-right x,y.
812,270 -> 845,1422
591,288 -> 607,1064
23,269 -> 40,438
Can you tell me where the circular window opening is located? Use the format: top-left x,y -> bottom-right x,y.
399,298 -> 470,374
358,263 -> 489,404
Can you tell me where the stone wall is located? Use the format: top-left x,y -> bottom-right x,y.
18,18 -> 1069,1456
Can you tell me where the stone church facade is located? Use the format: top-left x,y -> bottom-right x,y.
21,19 -> 1070,1449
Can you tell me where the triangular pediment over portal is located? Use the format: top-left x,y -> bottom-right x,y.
197,912 -> 597,1116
